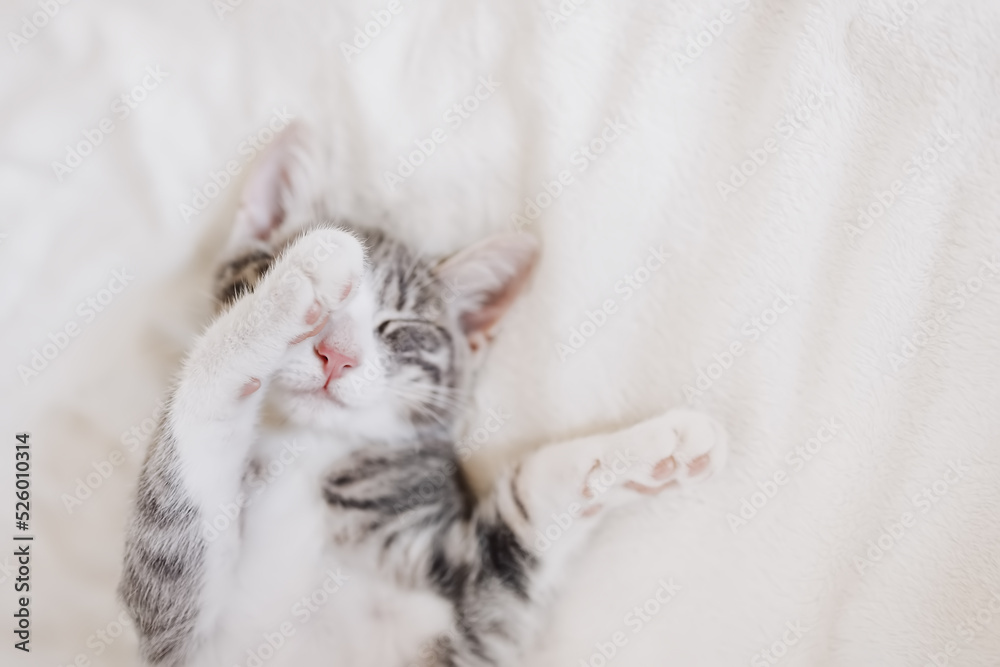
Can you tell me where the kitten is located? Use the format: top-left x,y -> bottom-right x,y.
119,128 -> 727,667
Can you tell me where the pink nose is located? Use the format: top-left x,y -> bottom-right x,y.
314,340 -> 358,382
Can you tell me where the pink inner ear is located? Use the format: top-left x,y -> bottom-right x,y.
460,264 -> 534,337
433,233 -> 539,341
242,180 -> 287,242
461,305 -> 503,337
232,124 -> 300,244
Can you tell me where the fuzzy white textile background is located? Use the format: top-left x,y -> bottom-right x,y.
1,0 -> 999,665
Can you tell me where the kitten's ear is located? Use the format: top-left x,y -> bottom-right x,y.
227,124 -> 301,248
433,234 -> 539,349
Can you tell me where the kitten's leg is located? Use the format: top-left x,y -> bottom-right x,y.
424,409 -> 727,665
119,228 -> 364,666
495,408 -> 728,567
324,409 -> 726,665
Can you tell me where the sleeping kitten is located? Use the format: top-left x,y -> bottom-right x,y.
119,128 -> 727,667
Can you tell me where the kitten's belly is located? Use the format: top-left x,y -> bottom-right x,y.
192,440 -> 451,667
204,578 -> 451,667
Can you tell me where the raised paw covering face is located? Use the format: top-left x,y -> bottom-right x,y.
233,229 -> 363,396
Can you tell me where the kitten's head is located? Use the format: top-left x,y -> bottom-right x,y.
211,127 -> 538,441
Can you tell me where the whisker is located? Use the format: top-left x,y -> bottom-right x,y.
384,385 -> 462,426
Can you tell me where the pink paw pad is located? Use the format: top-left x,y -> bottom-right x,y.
291,301 -> 329,344
239,378 -> 261,397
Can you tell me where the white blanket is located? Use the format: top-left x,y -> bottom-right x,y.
3,0 -> 999,664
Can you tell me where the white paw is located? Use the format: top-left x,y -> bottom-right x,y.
585,409 -> 728,500
284,227 -> 365,313
252,227 -> 366,343
222,228 -> 366,398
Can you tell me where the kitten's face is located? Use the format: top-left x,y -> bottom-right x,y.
214,220 -> 536,441
211,126 -> 537,440
214,225 -> 471,439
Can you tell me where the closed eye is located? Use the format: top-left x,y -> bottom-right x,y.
376,318 -> 446,332
376,319 -> 453,348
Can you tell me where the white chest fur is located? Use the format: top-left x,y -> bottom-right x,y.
190,430 -> 452,667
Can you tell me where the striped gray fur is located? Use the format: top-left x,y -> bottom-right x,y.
119,421 -> 205,667
321,443 -> 539,663
120,223 -> 543,666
